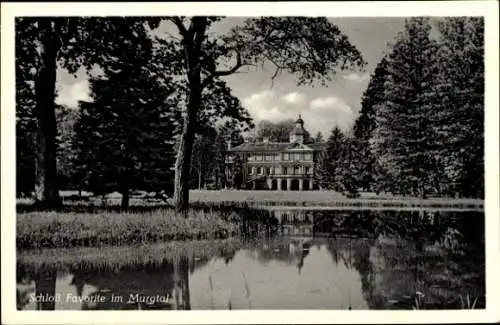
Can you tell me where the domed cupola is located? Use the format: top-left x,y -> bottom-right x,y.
290,114 -> 307,144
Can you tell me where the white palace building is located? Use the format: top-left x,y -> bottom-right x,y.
226,115 -> 325,191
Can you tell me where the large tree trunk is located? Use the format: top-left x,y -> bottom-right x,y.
173,18 -> 207,212
121,188 -> 130,209
33,19 -> 62,209
173,86 -> 201,212
120,170 -> 131,209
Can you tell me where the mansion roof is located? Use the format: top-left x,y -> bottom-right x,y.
229,141 -> 326,153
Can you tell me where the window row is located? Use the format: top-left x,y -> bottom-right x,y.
248,166 -> 312,175
247,152 -> 312,161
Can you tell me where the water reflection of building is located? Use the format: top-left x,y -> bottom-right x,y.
272,209 -> 314,237
270,209 -> 373,238
254,237 -> 313,274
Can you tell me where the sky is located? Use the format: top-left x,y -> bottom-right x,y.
55,17 -> 407,136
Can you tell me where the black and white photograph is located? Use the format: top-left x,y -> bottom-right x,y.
2,1 -> 499,324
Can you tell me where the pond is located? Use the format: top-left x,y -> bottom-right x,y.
16,209 -> 485,310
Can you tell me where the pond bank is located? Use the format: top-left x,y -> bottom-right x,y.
16,209 -> 243,249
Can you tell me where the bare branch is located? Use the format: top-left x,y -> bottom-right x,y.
170,17 -> 187,37
212,51 -> 243,78
269,66 -> 282,89
271,66 -> 282,81
201,50 -> 245,89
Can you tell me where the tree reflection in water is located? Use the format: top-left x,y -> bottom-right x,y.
16,265 -> 58,310
68,254 -> 222,310
317,209 -> 485,309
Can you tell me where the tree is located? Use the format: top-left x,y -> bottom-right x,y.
15,19 -> 38,197
191,132 -> 217,190
231,155 -> 244,190
341,136 -> 364,196
370,18 -> 439,198
191,118 -> 249,190
73,31 -> 176,209
55,104 -> 79,190
352,56 -> 389,192
255,119 -> 297,142
354,57 -> 388,141
31,18 -> 62,207
15,17 -> 162,208
164,17 -> 365,211
313,131 -> 325,144
433,17 -> 484,198
318,126 -> 347,192
212,120 -> 246,189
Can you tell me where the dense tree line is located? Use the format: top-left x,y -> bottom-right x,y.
317,17 -> 484,198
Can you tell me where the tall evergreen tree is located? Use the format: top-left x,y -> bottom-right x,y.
339,136 -> 363,196
354,57 -> 389,141
371,18 -> 439,197
73,34 -> 176,208
352,56 -> 390,192
433,17 -> 484,198
318,126 -> 347,192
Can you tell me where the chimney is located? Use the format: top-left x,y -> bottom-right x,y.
226,140 -> 232,150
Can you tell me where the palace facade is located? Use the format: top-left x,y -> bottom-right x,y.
226,115 -> 325,191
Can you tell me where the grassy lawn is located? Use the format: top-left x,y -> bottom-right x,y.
18,189 -> 483,209
17,209 -> 240,249
185,190 -> 484,209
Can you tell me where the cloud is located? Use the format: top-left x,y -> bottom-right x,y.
308,96 -> 355,134
281,92 -> 307,106
242,90 -> 305,123
56,79 -> 91,108
342,73 -> 369,82
242,90 -> 356,135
